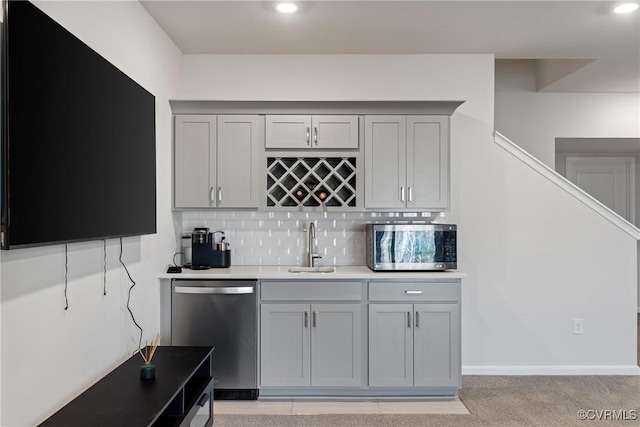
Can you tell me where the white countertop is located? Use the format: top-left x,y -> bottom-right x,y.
158,265 -> 467,280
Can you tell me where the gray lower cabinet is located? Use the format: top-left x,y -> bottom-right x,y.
260,303 -> 309,387
369,303 -> 459,388
368,281 -> 461,390
174,114 -> 263,208
260,303 -> 362,387
258,279 -> 460,396
364,115 -> 449,211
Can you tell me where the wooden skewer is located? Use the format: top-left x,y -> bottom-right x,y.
148,333 -> 162,363
132,338 -> 148,363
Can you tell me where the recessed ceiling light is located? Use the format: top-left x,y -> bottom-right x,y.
614,3 -> 639,13
276,2 -> 298,13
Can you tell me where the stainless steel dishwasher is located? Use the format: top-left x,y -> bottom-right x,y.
171,280 -> 258,400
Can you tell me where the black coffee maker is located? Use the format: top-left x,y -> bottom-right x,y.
191,228 -> 212,269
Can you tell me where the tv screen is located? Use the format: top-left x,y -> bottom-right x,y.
2,0 -> 156,249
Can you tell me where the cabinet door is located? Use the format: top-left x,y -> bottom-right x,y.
265,115 -> 312,149
260,304 -> 310,387
312,115 -> 359,149
311,303 -> 362,387
369,304 -> 413,387
413,303 -> 460,388
365,116 -> 406,209
406,116 -> 449,210
217,115 -> 263,208
174,115 -> 216,208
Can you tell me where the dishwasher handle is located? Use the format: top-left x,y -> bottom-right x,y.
175,286 -> 254,295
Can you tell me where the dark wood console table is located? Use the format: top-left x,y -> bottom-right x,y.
39,346 -> 214,427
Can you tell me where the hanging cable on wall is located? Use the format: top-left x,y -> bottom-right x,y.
64,243 -> 69,310
103,239 -> 107,296
119,237 -> 143,352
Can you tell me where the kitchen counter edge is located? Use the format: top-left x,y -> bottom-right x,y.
158,266 -> 467,280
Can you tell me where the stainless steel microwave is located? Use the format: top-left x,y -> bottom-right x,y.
366,223 -> 457,271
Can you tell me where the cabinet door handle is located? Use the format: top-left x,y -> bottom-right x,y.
312,311 -> 317,327
400,187 -> 405,202
415,311 -> 420,328
314,127 -> 318,145
306,127 -> 310,145
304,311 -> 308,328
196,393 -> 209,407
408,187 -> 413,202
405,290 -> 422,294
210,187 -> 215,205
407,311 -> 411,328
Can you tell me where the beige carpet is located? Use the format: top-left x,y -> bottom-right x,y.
214,376 -> 640,426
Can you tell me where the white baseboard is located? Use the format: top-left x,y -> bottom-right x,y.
462,365 -> 640,376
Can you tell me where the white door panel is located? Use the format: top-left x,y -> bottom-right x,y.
566,157 -> 635,222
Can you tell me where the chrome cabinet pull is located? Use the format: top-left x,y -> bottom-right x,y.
210,187 -> 215,205
314,127 -> 318,145
407,311 -> 411,328
312,311 -> 317,327
408,187 -> 413,202
306,127 -> 310,145
304,311 -> 308,328
415,311 -> 420,328
218,187 -> 222,204
405,290 -> 422,294
400,187 -> 405,202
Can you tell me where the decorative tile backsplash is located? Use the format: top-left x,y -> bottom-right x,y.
179,210 -> 441,266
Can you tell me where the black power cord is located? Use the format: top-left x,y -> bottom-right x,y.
103,239 -> 107,296
119,237 -> 143,352
64,243 -> 69,310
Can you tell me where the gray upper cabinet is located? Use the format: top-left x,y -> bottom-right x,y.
174,115 -> 216,208
364,116 -> 406,209
174,115 -> 263,209
266,115 -> 359,150
217,115 -> 263,208
365,115 -> 450,211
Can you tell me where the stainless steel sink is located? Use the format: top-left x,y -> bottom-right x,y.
287,266 -> 335,273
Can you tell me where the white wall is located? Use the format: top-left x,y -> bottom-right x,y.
180,54 -> 638,375
495,60 -> 640,168
496,61 -> 640,313
0,2 -> 182,426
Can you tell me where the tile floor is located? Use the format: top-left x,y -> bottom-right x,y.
214,398 -> 469,415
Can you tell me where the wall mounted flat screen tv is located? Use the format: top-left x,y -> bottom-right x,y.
1,0 -> 157,249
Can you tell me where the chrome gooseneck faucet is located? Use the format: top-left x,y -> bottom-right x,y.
307,222 -> 322,268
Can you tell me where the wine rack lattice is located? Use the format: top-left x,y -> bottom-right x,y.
267,157 -> 357,208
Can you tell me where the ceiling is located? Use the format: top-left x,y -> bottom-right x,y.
140,0 -> 640,92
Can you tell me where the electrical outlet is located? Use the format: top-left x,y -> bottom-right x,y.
573,318 -> 584,335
